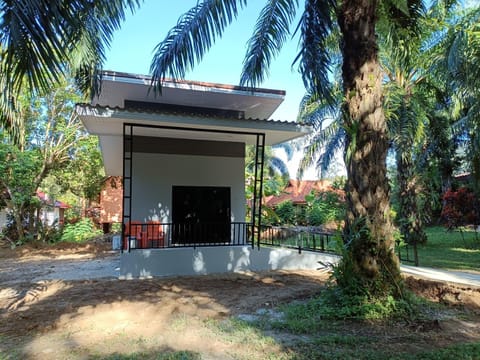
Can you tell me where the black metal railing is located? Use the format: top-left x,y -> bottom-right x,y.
122,222 -> 254,251
122,222 -> 340,254
259,226 -> 340,253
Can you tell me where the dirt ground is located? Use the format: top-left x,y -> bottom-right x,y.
1,241 -> 480,359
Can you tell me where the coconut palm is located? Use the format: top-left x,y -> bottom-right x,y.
149,0 -> 427,297
0,0 -> 141,142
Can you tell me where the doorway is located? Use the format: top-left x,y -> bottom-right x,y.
172,186 -> 231,244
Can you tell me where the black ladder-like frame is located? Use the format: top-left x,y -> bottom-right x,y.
122,123 -> 133,252
251,134 -> 265,249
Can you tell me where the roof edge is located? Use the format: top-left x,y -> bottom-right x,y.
101,70 -> 286,97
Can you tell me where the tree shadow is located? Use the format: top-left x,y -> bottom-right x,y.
0,268 -> 328,358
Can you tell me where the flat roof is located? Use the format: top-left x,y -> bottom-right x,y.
78,72 -> 310,176
95,71 -> 286,120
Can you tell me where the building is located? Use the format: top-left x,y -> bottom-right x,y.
77,71 -> 338,277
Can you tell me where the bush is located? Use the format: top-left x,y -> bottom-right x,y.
441,187 -> 480,229
60,217 -> 102,242
275,200 -> 296,225
305,190 -> 345,226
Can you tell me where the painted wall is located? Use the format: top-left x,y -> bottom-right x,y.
120,246 -> 340,278
129,152 -> 246,224
0,209 -> 7,230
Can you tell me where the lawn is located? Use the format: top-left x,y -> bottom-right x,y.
398,226 -> 480,272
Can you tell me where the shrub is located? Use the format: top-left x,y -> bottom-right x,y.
60,217 -> 102,242
441,187 -> 480,229
305,190 -> 346,226
275,200 -> 296,225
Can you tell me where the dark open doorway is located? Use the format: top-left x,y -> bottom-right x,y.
172,186 -> 231,244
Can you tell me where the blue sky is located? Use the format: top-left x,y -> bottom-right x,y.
104,1 -> 306,121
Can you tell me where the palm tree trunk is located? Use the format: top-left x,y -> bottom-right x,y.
396,148 -> 426,266
337,0 -> 402,296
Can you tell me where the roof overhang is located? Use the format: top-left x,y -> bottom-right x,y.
77,72 -> 311,176
94,71 -> 286,120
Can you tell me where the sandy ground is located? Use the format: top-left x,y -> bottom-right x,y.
1,241 -> 480,359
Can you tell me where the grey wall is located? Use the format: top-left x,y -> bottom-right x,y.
120,246 -> 340,278
130,152 -> 245,224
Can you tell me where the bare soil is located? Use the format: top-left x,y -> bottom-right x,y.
1,240 -> 480,359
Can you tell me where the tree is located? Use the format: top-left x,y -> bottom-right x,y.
0,142 -> 41,242
52,135 -> 105,215
0,76 -> 93,242
149,0 -> 426,298
0,0 -> 141,142
441,6 -> 480,189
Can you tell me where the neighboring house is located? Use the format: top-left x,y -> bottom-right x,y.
0,209 -> 7,231
0,191 -> 69,231
36,191 -> 69,227
77,71 -> 338,277
263,179 -> 334,208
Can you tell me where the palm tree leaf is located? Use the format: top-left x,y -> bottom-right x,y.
293,0 -> 336,105
317,126 -> 345,173
0,0 -> 139,135
273,142 -> 294,161
0,0 -> 140,94
240,0 -> 299,88
150,0 -> 246,90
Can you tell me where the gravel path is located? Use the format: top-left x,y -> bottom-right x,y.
0,252 -> 120,285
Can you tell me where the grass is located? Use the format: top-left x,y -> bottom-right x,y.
288,341 -> 480,360
398,226 -> 480,271
89,351 -> 201,360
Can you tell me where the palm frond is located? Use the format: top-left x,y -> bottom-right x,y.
150,0 -> 246,90
380,0 -> 426,38
273,142 -> 294,161
240,0 -> 299,88
269,156 -> 290,178
317,126 -> 345,173
293,0 -> 336,105
0,0 -> 140,136
0,0 -> 140,94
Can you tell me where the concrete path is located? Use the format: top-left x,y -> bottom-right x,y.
401,265 -> 480,287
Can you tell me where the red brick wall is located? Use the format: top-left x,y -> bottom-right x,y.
100,177 -> 123,223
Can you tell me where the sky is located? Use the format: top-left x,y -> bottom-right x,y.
104,1 -> 307,122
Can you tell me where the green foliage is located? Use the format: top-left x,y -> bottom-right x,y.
53,135 -> 105,201
305,190 -> 345,226
60,218 -> 102,242
283,287 -> 413,333
399,342 -> 480,360
277,286 -> 419,334
275,200 -> 296,225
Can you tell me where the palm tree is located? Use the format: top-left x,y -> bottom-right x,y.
441,6 -> 480,188
0,0 -> 141,142
149,0 -> 426,297
296,86 -> 345,179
